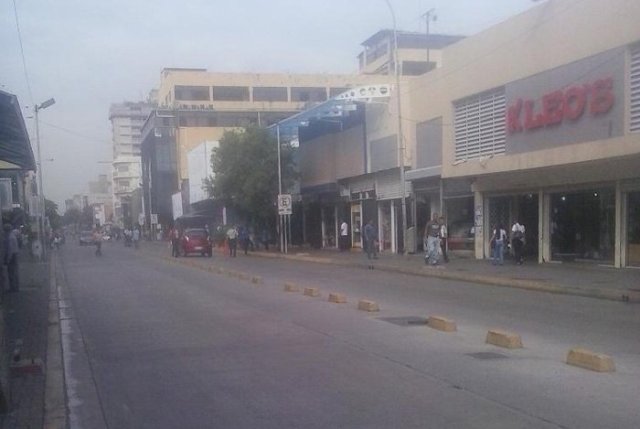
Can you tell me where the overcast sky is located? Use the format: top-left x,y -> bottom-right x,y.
1,0 -> 539,207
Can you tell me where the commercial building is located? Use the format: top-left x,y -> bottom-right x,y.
405,0 -> 640,267
287,32 -> 464,253
108,101 -> 153,226
141,68 -> 385,228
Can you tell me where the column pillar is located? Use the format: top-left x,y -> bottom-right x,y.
615,181 -> 623,268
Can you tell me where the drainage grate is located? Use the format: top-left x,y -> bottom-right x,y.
377,316 -> 426,327
466,352 -> 509,360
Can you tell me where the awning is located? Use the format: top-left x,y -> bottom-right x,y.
268,84 -> 391,142
0,91 -> 36,171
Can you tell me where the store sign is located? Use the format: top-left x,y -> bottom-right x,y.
505,47 -> 624,154
507,77 -> 614,134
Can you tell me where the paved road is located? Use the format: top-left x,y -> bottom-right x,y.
57,242 -> 640,429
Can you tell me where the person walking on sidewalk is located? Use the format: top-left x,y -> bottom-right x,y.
171,227 -> 180,257
511,220 -> 526,265
93,228 -> 103,257
439,216 -> 449,263
132,227 -> 140,250
363,219 -> 378,267
4,224 -> 20,292
339,220 -> 349,251
490,223 -> 507,265
227,225 -> 238,257
424,213 -> 441,266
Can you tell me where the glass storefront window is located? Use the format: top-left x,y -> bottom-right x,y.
446,197 -> 474,251
627,192 -> 640,267
550,189 -> 615,262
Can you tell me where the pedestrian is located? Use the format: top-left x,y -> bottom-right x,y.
4,224 -> 20,292
260,228 -> 269,251
171,227 -> 180,257
511,220 -> 526,265
132,227 -> 140,249
93,228 -> 103,257
424,213 -> 441,266
439,216 -> 449,263
227,225 -> 238,257
363,219 -> 378,268
340,219 -> 349,251
239,226 -> 250,255
490,223 -> 507,265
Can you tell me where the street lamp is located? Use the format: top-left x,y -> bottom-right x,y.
384,0 -> 408,254
34,97 -> 55,259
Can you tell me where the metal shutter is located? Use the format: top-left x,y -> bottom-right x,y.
630,47 -> 640,133
454,89 -> 506,161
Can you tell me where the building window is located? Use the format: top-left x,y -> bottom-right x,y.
454,88 -> 506,161
630,46 -> 640,133
174,85 -> 210,101
253,87 -> 288,102
212,86 -> 250,101
117,165 -> 129,172
291,87 -> 327,102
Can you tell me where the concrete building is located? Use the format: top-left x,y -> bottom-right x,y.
142,68 -> 387,228
358,30 -> 464,76
402,0 -> 640,267
108,101 -> 153,226
286,33 -> 464,253
289,0 -> 640,269
87,174 -> 113,225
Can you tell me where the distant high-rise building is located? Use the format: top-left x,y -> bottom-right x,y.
109,101 -> 153,226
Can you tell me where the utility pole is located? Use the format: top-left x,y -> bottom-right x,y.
421,9 -> 437,68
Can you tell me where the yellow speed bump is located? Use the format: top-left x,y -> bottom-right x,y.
251,276 -> 263,284
328,293 -> 347,304
566,348 -> 615,372
427,316 -> 457,332
284,282 -> 300,292
485,329 -> 523,349
357,300 -> 380,312
303,287 -> 320,297
238,272 -> 250,280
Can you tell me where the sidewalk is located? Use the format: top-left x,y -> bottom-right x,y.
143,240 -> 640,303
0,250 -> 50,429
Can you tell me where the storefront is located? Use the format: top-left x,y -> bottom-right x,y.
550,188 -> 614,263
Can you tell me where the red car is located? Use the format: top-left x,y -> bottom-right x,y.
180,228 -> 212,257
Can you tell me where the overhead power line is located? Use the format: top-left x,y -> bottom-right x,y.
12,0 -> 33,104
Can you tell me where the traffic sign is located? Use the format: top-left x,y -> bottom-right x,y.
150,214 -> 158,225
278,194 -> 292,215
138,213 -> 145,226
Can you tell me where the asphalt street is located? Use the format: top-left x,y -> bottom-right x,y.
56,242 -> 640,429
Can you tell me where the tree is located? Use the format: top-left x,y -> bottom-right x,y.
45,199 -> 61,231
206,127 -> 296,227
62,207 -> 82,226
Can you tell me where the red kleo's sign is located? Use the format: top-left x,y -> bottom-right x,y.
507,77 -> 614,134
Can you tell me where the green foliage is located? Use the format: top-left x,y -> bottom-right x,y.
45,199 -> 61,230
206,127 -> 296,226
62,207 -> 82,226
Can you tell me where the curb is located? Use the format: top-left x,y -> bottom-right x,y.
44,254 -> 67,429
250,251 -> 635,303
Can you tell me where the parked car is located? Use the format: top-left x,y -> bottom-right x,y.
180,228 -> 212,257
78,231 -> 94,246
